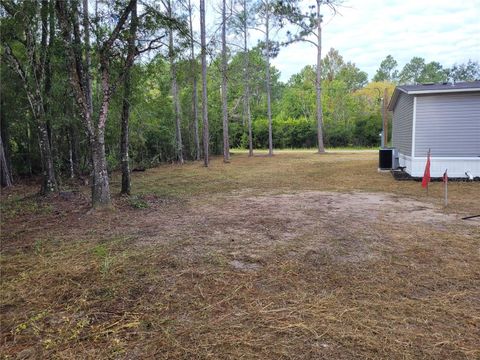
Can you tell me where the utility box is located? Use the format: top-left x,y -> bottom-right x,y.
379,148 -> 396,170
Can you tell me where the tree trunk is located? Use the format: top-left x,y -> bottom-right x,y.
46,0 -> 60,185
42,0 -> 53,149
90,61 -> 113,207
88,0 -> 112,207
56,0 -> 134,207
69,124 -> 81,177
221,0 -> 230,162
200,0 -> 209,167
243,0 -> 253,157
0,105 -> 13,184
0,133 -> 13,188
91,134 -> 111,207
168,1 -> 184,164
68,134 -> 74,179
82,0 -> 94,115
120,0 -> 137,194
37,118 -> 57,193
188,0 -> 200,161
171,65 -> 184,164
265,2 -> 273,156
120,73 -> 132,194
26,123 -> 33,175
315,0 -> 325,153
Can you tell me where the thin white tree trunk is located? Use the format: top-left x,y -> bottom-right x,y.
188,0 -> 200,160
265,3 -> 273,156
221,0 -> 229,162
168,1 -> 184,164
120,0 -> 137,194
243,0 -> 253,157
316,0 -> 325,153
200,0 -> 209,166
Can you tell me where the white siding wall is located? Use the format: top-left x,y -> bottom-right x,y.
392,93 -> 414,156
415,93 -> 480,157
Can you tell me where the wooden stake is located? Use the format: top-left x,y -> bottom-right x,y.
426,148 -> 431,196
383,88 -> 388,146
444,169 -> 448,207
444,180 -> 448,207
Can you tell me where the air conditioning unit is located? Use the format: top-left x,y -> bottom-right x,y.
379,148 -> 398,170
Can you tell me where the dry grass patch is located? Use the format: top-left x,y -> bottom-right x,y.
1,151 -> 479,359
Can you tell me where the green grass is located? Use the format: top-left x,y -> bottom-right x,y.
0,194 -> 53,221
231,147 -> 378,153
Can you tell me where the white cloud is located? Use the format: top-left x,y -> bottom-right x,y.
270,0 -> 480,82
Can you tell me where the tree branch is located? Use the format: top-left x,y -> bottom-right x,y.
103,0 -> 136,51
283,37 -> 317,48
137,35 -> 168,54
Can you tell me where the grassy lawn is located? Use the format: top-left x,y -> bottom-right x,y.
1,151 -> 479,359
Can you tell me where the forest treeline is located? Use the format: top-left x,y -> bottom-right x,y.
1,0 -> 479,207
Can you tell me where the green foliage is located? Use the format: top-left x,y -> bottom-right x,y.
321,48 -> 345,81
375,55 -> 477,85
373,55 -> 399,83
250,113 -> 380,149
337,63 -> 368,91
320,48 -> 367,91
92,244 -> 109,259
447,60 -> 480,82
418,61 -> 448,83
261,116 -> 317,149
121,57 -> 178,166
127,196 -> 150,209
398,57 -> 448,84
0,195 -> 54,221
33,239 -> 44,255
353,115 -> 382,147
398,56 -> 426,84
92,244 -> 113,276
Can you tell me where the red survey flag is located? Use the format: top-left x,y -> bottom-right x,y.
421,151 -> 431,188
443,169 -> 448,183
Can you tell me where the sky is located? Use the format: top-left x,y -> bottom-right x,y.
261,0 -> 480,82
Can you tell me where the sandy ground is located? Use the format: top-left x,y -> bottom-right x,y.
110,190 -> 474,267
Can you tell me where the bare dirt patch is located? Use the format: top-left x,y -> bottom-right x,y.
125,191 -> 467,267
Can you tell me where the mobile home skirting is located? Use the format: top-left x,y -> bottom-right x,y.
398,153 -> 480,178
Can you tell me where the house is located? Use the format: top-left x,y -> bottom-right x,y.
388,81 -> 480,178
